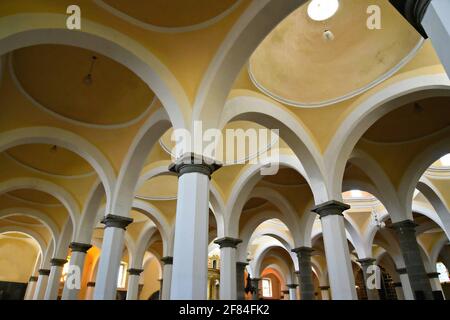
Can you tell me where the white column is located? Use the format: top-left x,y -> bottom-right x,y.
24,276 -> 38,300
320,286 -> 330,300
85,282 -> 95,300
160,256 -> 173,300
312,201 -> 357,300
287,284 -> 298,300
33,269 -> 50,300
126,268 -> 144,300
428,272 -> 445,299
398,269 -> 415,300
422,0 -> 450,76
393,282 -> 405,300
215,237 -> 242,300
62,242 -> 92,300
169,154 -> 221,300
44,258 -> 67,300
93,215 -> 133,300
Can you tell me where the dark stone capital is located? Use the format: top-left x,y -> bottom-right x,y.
396,268 -> 407,275
357,258 -> 377,267
427,272 -> 440,279
87,282 -> 96,287
292,246 -> 314,257
161,256 -> 173,265
236,261 -> 248,268
281,290 -> 289,294
50,258 -> 68,267
169,153 -> 222,179
214,237 -> 242,249
69,242 -> 92,253
286,284 -> 298,289
390,220 -> 418,235
101,214 -> 133,230
393,282 -> 402,288
38,269 -> 50,276
128,268 -> 144,276
311,200 -> 350,219
319,286 -> 330,290
389,0 -> 432,37
29,276 -> 38,282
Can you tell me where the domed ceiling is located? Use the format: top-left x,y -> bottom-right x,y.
363,97 -> 450,143
135,175 -> 178,200
99,0 -> 239,29
249,0 -> 422,107
262,168 -> 307,186
12,44 -> 154,126
5,144 -> 93,177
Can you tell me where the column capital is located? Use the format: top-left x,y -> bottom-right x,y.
50,258 -> 68,267
251,277 -> 262,282
427,272 -> 440,279
29,276 -> 38,282
69,242 -> 92,253
286,284 -> 298,289
357,258 -> 377,266
161,256 -> 173,265
128,268 -> 144,276
214,237 -> 242,249
169,153 -> 222,179
396,267 -> 407,275
281,289 -> 289,294
319,285 -> 330,290
87,282 -> 96,287
292,246 -> 314,256
38,269 -> 50,276
389,0 -> 431,37
311,200 -> 350,219
390,219 -> 418,231
393,282 -> 402,288
101,214 -> 133,230
237,261 -> 248,267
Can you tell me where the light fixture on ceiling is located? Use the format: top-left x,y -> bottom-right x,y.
307,0 -> 339,21
441,154 -> 450,166
83,56 -> 98,86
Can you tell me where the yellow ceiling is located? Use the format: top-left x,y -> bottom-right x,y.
12,44 -> 154,126
7,189 -> 61,206
6,144 -> 93,177
136,175 -> 178,200
2,215 -> 42,226
363,97 -> 450,143
262,168 -> 307,186
249,0 -> 421,107
102,0 -> 239,28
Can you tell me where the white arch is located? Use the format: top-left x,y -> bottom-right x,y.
399,135 -> 450,221
193,0 -> 308,130
111,109 -> 172,218
0,226 -> 46,258
226,155 -> 311,237
252,242 -> 295,282
430,233 -> 450,266
53,219 -> 73,259
326,73 -> 450,199
221,95 -> 328,202
0,207 -> 59,246
0,13 -> 189,129
0,127 -> 115,214
0,177 -> 80,236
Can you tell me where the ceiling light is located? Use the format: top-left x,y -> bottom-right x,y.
441,154 -> 450,166
307,0 -> 339,21
350,190 -> 363,198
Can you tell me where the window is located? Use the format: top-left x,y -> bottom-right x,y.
262,278 -> 272,298
117,262 -> 128,288
436,262 -> 450,283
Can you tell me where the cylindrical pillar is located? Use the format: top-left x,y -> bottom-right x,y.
169,154 -> 221,299
214,237 -> 242,300
160,256 -> 173,300
33,269 -> 50,300
391,220 -> 433,299
93,214 -> 133,300
312,201 -> 357,300
44,258 -> 68,300
287,284 -> 298,300
292,247 -> 315,300
62,242 -> 92,300
126,268 -> 144,300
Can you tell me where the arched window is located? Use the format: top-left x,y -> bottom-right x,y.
262,278 -> 272,298
436,262 -> 450,283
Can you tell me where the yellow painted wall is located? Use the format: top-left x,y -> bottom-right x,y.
0,238 -> 38,283
139,258 -> 161,300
